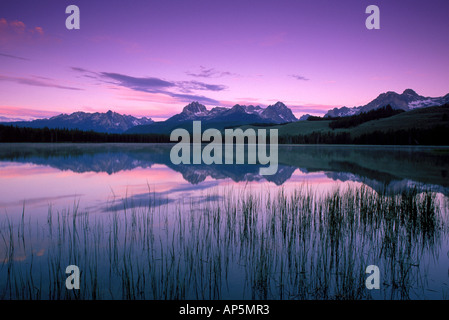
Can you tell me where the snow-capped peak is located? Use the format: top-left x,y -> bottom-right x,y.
325,89 -> 449,118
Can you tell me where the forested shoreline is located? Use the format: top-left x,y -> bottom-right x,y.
2,123 -> 449,145
0,125 -> 170,143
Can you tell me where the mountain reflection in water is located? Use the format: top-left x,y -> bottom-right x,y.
0,143 -> 448,195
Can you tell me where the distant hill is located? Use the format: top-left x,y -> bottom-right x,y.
328,105 -> 405,129
299,114 -> 312,121
2,104 -> 448,145
240,104 -> 449,145
325,89 -> 449,118
2,110 -> 154,134
1,101 -> 298,136
3,90 -> 448,141
127,101 -> 298,134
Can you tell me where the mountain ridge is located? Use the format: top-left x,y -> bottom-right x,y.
325,89 -> 449,118
3,88 -> 448,135
2,110 -> 154,134
2,101 -> 298,135
127,101 -> 298,134
166,101 -> 297,123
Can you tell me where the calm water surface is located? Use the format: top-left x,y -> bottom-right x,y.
0,143 -> 448,299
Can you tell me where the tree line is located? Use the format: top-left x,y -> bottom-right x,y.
278,126 -> 449,145
302,105 -> 404,128
328,105 -> 405,129
0,125 -> 171,143
1,117 -> 448,145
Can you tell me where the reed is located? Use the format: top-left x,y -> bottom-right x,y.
0,185 -> 447,300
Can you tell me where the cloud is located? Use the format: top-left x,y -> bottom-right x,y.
177,80 -> 227,92
186,66 -> 236,78
100,72 -> 175,91
290,74 -> 310,81
0,106 -> 59,121
34,27 -> 44,35
71,67 -> 90,73
0,115 -> 29,122
102,192 -> 174,212
72,67 -> 224,105
101,180 -> 221,212
0,74 -> 82,91
169,93 -> 221,105
0,52 -> 29,60
0,18 -> 44,46
99,72 -> 226,94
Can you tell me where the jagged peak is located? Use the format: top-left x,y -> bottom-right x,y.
182,101 -> 207,114
381,91 -> 398,96
230,104 -> 245,111
325,88 -> 449,118
272,101 -> 287,108
402,89 -> 418,96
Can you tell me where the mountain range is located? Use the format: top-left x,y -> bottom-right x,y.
1,144 -> 447,194
1,101 -> 297,134
168,101 -> 297,123
2,88 -> 448,134
3,110 -> 154,134
325,89 -> 449,118
127,101 -> 298,134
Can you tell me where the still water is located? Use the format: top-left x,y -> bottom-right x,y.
0,143 -> 448,299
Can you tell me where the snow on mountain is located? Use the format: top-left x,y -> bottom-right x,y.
325,89 -> 449,118
181,101 -> 208,116
5,110 -> 154,133
261,102 -> 297,123
408,98 -> 442,110
166,101 -> 297,124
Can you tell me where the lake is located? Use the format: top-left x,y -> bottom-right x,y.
1,143 -> 448,299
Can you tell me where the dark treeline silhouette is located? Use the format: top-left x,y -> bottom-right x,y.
279,132 -> 351,144
0,125 -> 170,143
279,126 -> 449,145
2,118 -> 449,145
306,115 -> 329,121
328,105 -> 404,129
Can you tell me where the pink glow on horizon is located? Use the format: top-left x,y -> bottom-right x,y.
0,1 -> 448,121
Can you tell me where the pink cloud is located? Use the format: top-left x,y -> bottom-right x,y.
33,27 -> 44,35
0,17 -> 44,47
0,105 -> 59,121
0,74 -> 82,91
9,20 -> 26,32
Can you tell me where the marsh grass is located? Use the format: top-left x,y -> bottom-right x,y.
0,185 -> 447,300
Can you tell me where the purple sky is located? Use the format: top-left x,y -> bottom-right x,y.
1,0 -> 448,121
